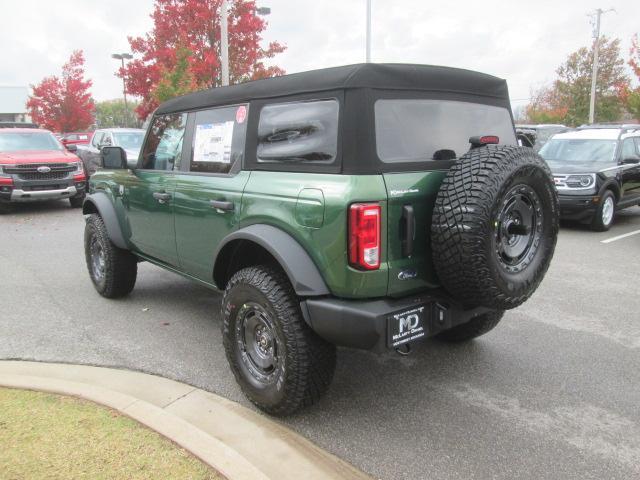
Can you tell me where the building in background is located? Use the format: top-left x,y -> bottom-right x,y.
0,86 -> 30,122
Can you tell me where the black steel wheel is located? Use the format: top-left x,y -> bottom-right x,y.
222,265 -> 336,416
432,146 -> 559,310
84,214 -> 137,298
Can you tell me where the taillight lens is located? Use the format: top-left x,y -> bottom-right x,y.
349,203 -> 381,270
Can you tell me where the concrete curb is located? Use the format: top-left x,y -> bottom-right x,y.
0,361 -> 372,480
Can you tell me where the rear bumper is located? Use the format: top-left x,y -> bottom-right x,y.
300,290 -> 491,352
558,194 -> 598,221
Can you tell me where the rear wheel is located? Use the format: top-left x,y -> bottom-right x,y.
222,266 -> 336,416
84,214 -> 137,298
590,190 -> 615,232
436,311 -> 504,342
432,146 -> 559,310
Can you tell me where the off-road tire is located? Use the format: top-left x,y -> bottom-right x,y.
69,194 -> 85,208
432,146 -> 558,310
590,190 -> 615,232
436,311 -> 504,342
84,214 -> 137,298
222,266 -> 336,416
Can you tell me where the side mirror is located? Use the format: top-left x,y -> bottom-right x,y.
622,155 -> 640,165
101,146 -> 128,169
65,144 -> 78,152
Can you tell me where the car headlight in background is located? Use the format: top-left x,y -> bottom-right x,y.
565,174 -> 595,188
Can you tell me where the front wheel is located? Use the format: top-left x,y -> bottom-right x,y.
222,266 -> 336,416
84,214 -> 137,298
590,190 -> 615,232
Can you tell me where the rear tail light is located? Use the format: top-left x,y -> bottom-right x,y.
349,203 -> 381,270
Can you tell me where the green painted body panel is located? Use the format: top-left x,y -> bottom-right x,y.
241,171 -> 389,298
89,166 -> 448,300
382,171 -> 446,296
173,171 -> 250,282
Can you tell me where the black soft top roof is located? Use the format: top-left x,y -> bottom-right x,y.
156,63 -> 509,114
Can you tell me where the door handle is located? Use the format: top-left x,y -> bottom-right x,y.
401,204 -> 415,257
153,192 -> 172,204
210,199 -> 234,211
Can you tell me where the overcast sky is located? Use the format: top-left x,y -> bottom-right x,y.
1,0 -> 638,110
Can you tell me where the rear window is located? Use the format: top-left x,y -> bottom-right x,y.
257,99 -> 338,164
375,99 -> 516,163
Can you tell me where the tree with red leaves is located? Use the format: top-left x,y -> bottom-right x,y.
121,0 -> 286,120
27,51 -> 95,133
625,33 -> 640,120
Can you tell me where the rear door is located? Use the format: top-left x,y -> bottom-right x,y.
374,97 -> 517,296
173,104 -> 250,282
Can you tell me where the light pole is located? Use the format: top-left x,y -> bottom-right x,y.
112,53 -> 133,127
219,1 -> 270,87
365,0 -> 371,62
588,8 -> 614,124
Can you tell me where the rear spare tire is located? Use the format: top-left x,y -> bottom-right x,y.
431,145 -> 558,310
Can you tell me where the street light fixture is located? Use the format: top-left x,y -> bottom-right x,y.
219,3 -> 271,87
111,53 -> 133,127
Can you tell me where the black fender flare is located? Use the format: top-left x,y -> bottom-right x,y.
598,178 -> 621,201
213,224 -> 330,296
82,192 -> 127,249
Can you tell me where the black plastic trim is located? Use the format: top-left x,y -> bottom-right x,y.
213,224 -> 330,296
82,192 -> 128,249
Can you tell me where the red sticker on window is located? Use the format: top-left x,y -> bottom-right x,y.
236,105 -> 247,124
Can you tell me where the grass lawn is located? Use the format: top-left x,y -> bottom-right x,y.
0,387 -> 221,479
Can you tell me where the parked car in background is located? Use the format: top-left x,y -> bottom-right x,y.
61,131 -> 93,149
76,128 -> 145,175
539,125 -> 640,231
0,128 -> 87,211
516,124 -> 570,151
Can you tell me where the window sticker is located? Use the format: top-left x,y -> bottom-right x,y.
193,121 -> 234,163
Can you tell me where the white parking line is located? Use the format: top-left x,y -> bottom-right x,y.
601,229 -> 640,244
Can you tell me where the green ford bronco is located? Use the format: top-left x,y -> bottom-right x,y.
83,64 -> 559,415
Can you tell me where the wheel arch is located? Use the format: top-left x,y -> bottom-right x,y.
213,224 -> 330,297
82,192 -> 128,249
599,180 -> 621,202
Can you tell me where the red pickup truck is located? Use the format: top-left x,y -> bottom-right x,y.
0,128 -> 87,211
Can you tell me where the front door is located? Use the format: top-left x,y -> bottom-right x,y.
174,104 -> 250,282
124,113 -> 187,267
619,137 -> 640,203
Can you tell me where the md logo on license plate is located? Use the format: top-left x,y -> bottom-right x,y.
388,306 -> 426,348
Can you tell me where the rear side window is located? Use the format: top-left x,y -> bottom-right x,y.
190,105 -> 248,174
375,99 -> 516,163
141,113 -> 187,171
257,99 -> 338,164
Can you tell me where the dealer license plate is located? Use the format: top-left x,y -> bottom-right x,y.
387,305 -> 427,348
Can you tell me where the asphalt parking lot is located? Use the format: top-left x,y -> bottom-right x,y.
1,201 -> 639,480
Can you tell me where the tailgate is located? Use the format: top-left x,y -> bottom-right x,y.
383,171 -> 446,296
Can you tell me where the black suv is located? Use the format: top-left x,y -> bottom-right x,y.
538,125 -> 640,231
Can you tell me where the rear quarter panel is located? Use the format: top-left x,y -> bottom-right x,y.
241,171 -> 389,298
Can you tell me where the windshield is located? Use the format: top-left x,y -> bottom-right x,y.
375,99 -> 516,163
114,132 -> 144,150
0,132 -> 63,152
539,138 -> 617,163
